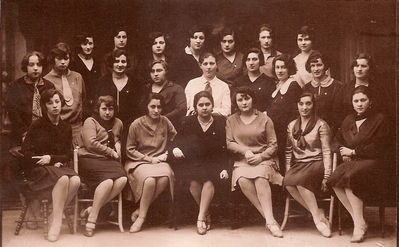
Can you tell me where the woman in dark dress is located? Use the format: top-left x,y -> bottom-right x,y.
284,92 -> 332,238
234,48 -> 275,112
172,91 -> 228,235
257,24 -> 282,79
303,51 -> 343,133
22,89 -> 80,242
266,54 -> 302,174
70,32 -> 100,116
78,96 -> 127,237
328,86 -> 389,243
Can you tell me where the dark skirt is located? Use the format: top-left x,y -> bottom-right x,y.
180,160 -> 222,184
26,166 -> 78,199
79,157 -> 126,189
327,159 -> 382,201
283,160 -> 324,194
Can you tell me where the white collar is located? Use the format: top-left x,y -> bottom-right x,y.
184,46 -> 192,55
201,75 -> 217,84
272,77 -> 295,98
310,75 -> 334,88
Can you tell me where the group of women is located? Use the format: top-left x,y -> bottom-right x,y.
4,23 -> 392,243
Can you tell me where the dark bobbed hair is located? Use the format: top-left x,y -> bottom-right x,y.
350,53 -> 376,79
106,49 -> 131,69
193,91 -> 214,112
272,54 -> 297,78
21,51 -> 46,73
187,25 -> 206,46
297,92 -> 317,115
149,31 -> 168,50
149,60 -> 169,73
258,23 -> 275,40
144,93 -> 165,114
93,95 -> 117,116
40,88 -> 65,114
199,51 -> 216,64
305,50 -> 330,73
218,27 -> 235,42
111,25 -> 128,39
243,47 -> 265,68
48,42 -> 71,65
232,86 -> 258,113
351,85 -> 373,102
74,33 -> 94,54
297,25 -> 315,44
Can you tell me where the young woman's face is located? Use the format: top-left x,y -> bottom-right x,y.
46,94 -> 62,116
112,55 -> 127,75
236,93 -> 253,113
147,99 -> 162,119
80,37 -> 94,56
114,31 -> 127,49
99,102 -> 115,121
200,56 -> 217,79
259,30 -> 272,50
297,96 -> 314,118
152,36 -> 166,55
220,34 -> 235,54
26,55 -> 43,80
246,52 -> 260,72
353,58 -> 370,79
352,92 -> 371,115
189,32 -> 205,51
195,97 -> 213,118
309,58 -> 326,80
274,60 -> 289,81
54,55 -> 70,72
150,63 -> 167,85
297,34 -> 312,52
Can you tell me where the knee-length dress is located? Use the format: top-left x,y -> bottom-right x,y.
77,117 -> 126,189
174,115 -> 227,184
284,117 -> 332,194
327,112 -> 389,200
226,110 -> 282,191
21,116 -> 77,199
124,115 -> 177,202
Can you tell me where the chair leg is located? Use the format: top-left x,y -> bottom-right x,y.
379,206 -> 385,238
338,202 -> 342,235
14,203 -> 28,235
118,193 -> 124,232
280,196 -> 290,231
42,200 -> 49,238
328,196 -> 334,228
73,195 -> 78,233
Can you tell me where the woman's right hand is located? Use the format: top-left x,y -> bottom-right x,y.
245,150 -> 254,159
111,150 -> 120,160
172,148 -> 185,159
151,157 -> 161,164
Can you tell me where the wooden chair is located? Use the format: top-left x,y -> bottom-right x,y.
72,147 -> 124,233
280,153 -> 337,230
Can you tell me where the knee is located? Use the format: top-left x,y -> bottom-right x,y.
238,178 -> 252,189
203,181 -> 215,191
143,177 -> 156,188
117,176 -> 128,185
57,175 -> 69,185
100,179 -> 113,188
285,186 -> 296,193
69,176 -> 80,186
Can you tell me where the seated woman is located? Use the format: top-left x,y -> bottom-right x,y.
328,86 -> 390,243
172,91 -> 228,235
234,47 -> 275,112
226,86 -> 283,238
284,92 -> 332,238
125,93 -> 177,233
21,89 -> 80,242
142,60 -> 186,129
78,95 -> 127,237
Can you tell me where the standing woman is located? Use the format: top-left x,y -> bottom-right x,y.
328,86 -> 389,243
44,42 -> 86,146
226,86 -> 283,238
258,24 -> 282,79
70,33 -> 100,115
215,27 -> 244,87
267,54 -> 302,174
172,91 -> 228,235
125,93 -> 177,233
234,48 -> 275,112
284,92 -> 332,238
78,95 -> 127,237
22,89 -> 80,242
294,26 -> 315,87
303,51 -> 343,133
172,25 -> 206,87
96,49 -> 141,128
142,60 -> 186,128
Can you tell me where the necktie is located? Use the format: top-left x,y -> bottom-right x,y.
32,83 -> 42,121
204,81 -> 212,95
62,75 -> 74,106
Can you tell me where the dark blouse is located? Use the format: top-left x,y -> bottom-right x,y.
5,77 -> 55,145
21,117 -> 73,170
170,50 -> 202,88
216,51 -> 244,88
234,74 -> 276,112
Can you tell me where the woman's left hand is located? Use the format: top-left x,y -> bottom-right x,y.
220,170 -> 229,180
247,154 -> 262,166
54,162 -> 63,168
157,152 -> 168,162
33,155 -> 51,165
339,147 -> 353,157
321,178 -> 328,192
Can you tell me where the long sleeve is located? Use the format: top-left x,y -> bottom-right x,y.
164,86 -> 187,121
225,118 -> 247,155
81,118 -> 115,157
285,124 -> 293,171
259,119 -> 278,160
319,122 -> 332,177
286,82 -> 302,121
213,85 -> 231,117
125,122 -> 152,162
